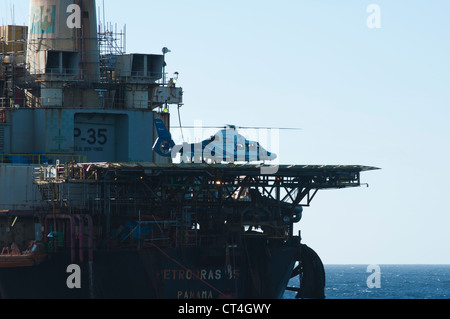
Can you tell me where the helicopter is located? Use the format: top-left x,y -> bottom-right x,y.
152,119 -> 279,164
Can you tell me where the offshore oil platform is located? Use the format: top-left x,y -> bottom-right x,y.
0,0 -> 377,299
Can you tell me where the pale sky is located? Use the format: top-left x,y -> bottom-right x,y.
5,0 -> 450,264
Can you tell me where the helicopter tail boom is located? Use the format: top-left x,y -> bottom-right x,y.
153,119 -> 176,157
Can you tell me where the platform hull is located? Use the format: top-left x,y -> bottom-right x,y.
0,238 -> 296,299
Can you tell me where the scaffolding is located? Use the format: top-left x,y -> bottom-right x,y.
1,20 -> 178,110
98,21 -> 126,83
0,25 -> 27,108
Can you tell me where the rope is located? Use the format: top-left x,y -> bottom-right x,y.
177,104 -> 185,142
149,243 -> 229,299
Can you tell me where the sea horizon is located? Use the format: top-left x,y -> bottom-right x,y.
284,264 -> 450,300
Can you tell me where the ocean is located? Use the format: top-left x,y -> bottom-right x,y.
283,265 -> 450,299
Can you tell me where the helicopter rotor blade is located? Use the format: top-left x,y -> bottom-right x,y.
171,125 -> 301,130
236,126 -> 302,130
